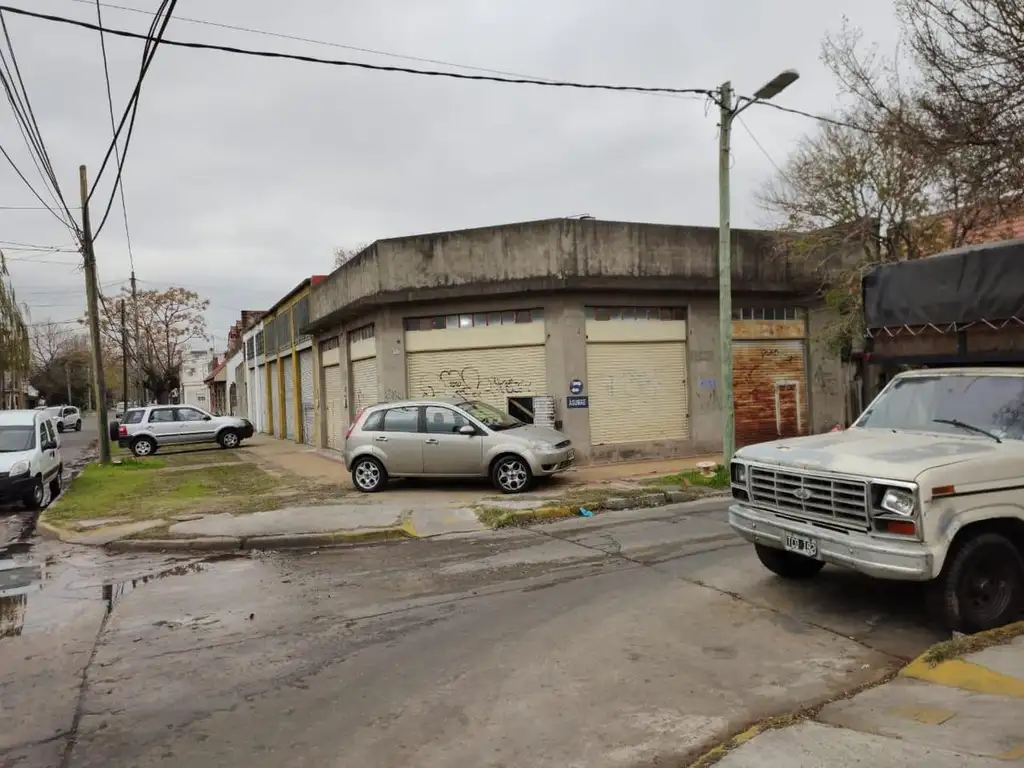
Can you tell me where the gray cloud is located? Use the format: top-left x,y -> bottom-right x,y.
2,0 -> 900,346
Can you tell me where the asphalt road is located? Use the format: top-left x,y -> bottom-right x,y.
0,412 -> 100,552
0,497 -> 946,768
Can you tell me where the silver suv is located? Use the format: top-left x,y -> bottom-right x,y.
113,405 -> 254,457
345,397 -> 575,494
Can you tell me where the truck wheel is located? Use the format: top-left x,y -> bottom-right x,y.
755,543 -> 825,580
931,532 -> 1024,633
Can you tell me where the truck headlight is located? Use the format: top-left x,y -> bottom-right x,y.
8,460 -> 29,477
730,461 -> 746,484
880,488 -> 915,517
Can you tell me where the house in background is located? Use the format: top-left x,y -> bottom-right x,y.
179,348 -> 215,409
204,356 -> 228,414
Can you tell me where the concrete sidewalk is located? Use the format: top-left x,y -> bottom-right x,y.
698,625 -> 1024,767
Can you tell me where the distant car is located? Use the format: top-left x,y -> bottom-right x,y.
45,406 -> 82,433
113,405 -> 254,457
0,410 -> 63,510
344,396 -> 575,494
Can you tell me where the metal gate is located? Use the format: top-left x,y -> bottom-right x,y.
323,364 -> 345,449
299,349 -> 315,445
269,361 -> 280,435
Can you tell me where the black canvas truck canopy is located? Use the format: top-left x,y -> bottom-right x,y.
862,238 -> 1024,365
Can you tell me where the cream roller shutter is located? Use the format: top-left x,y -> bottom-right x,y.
406,346 -> 545,411
350,358 -> 377,415
323,364 -> 345,449
268,360 -> 280,435
282,354 -> 296,440
586,341 -> 689,444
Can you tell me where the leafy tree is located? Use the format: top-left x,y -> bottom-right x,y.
98,286 -> 210,404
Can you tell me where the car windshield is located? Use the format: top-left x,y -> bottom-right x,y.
855,374 -> 1024,441
0,425 -> 34,452
457,400 -> 523,431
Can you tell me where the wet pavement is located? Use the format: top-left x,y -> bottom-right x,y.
0,498 -> 947,768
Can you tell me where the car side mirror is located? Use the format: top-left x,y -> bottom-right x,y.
458,424 -> 476,436
203,415 -> 212,421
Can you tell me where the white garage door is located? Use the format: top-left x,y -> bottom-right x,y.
406,347 -> 545,411
350,358 -> 377,416
323,364 -> 345,449
269,360 -> 280,435
254,365 -> 266,431
299,349 -> 315,445
282,355 -> 296,440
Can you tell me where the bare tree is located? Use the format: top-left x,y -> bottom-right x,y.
333,243 -> 369,269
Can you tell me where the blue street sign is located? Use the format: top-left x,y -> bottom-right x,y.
569,379 -> 584,395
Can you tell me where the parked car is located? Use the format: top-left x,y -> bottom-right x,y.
728,367 -> 1024,634
112,405 -> 254,457
0,410 -> 63,510
344,397 -> 574,494
45,405 -> 81,433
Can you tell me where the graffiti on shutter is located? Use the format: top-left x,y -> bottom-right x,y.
733,339 -> 807,447
406,346 -> 545,412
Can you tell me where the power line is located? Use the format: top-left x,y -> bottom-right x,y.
0,239 -> 77,250
748,98 -> 873,133
0,6 -> 715,99
737,115 -> 784,175
93,0 -> 135,270
62,0 -> 700,104
0,204 -> 82,210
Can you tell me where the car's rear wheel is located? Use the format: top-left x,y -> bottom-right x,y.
218,429 -> 240,449
930,532 -> 1024,633
755,543 -> 825,580
351,456 -> 386,493
108,421 -> 120,441
131,436 -> 157,457
491,455 -> 534,494
74,421 -> 82,432
22,477 -> 45,511
48,469 -> 62,499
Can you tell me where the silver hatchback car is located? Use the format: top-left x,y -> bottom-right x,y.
345,397 -> 575,494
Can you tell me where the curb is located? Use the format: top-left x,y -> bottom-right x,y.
104,524 -> 415,554
684,621 -> 1024,767
35,520 -> 66,541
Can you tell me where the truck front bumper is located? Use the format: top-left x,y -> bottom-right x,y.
728,503 -> 936,582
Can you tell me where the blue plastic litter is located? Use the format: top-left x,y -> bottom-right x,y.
578,507 -> 594,517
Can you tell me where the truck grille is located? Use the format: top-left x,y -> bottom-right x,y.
748,466 -> 869,531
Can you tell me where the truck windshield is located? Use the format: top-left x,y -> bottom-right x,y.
856,374 -> 1024,440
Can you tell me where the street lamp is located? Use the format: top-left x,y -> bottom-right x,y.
716,69 -> 800,465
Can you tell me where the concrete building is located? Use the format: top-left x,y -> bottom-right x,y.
179,348 -> 215,409
242,318 -> 266,431
302,217 -> 845,464
248,277 -> 327,443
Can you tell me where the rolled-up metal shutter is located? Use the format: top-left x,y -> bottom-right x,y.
734,339 -> 807,447
299,349 -> 315,445
269,360 -> 280,435
282,355 -> 296,440
323,364 -> 345,449
406,347 -> 545,411
350,359 -> 376,416
586,341 -> 689,445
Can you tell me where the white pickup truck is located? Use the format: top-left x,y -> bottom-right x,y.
729,367 -> 1024,633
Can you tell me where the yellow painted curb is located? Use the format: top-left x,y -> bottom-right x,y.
688,723 -> 765,768
901,658 -> 1024,698
528,505 -> 574,521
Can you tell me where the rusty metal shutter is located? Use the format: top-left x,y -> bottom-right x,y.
299,350 -> 315,445
406,347 -> 545,411
323,364 -> 345,449
734,339 -> 807,447
350,358 -> 377,416
268,360 -> 279,435
282,355 -> 296,440
586,341 -> 689,445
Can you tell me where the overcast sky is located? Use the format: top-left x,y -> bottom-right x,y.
2,0 -> 900,350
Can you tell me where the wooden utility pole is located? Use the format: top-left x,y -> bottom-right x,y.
80,165 -> 111,463
119,298 -> 128,410
64,361 -> 72,404
130,271 -> 142,404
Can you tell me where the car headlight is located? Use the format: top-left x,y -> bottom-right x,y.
530,440 -> 554,451
880,488 -> 915,517
9,460 -> 29,477
730,461 -> 747,484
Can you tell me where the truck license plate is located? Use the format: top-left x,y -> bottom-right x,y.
783,532 -> 818,559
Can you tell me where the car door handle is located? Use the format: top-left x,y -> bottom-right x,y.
374,435 -> 388,442
425,438 -> 439,445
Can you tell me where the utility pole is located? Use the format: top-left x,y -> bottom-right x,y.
64,361 -> 72,405
716,70 -> 800,465
80,165 -> 112,463
131,271 -> 142,405
120,298 -> 128,411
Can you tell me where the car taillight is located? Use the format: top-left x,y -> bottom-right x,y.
344,408 -> 365,440
118,425 -> 127,437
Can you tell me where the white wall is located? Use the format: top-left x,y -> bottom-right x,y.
242,321 -> 264,431
180,349 -> 212,409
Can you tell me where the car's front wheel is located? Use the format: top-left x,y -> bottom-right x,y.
930,531 -> 1024,633
218,429 -> 241,449
351,456 -> 386,493
755,543 -> 825,580
22,477 -> 45,511
131,436 -> 157,458
491,455 -> 534,494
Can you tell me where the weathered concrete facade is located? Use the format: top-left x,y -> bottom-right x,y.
305,218 -> 843,463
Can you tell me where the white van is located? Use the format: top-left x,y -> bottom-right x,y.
0,410 -> 63,510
